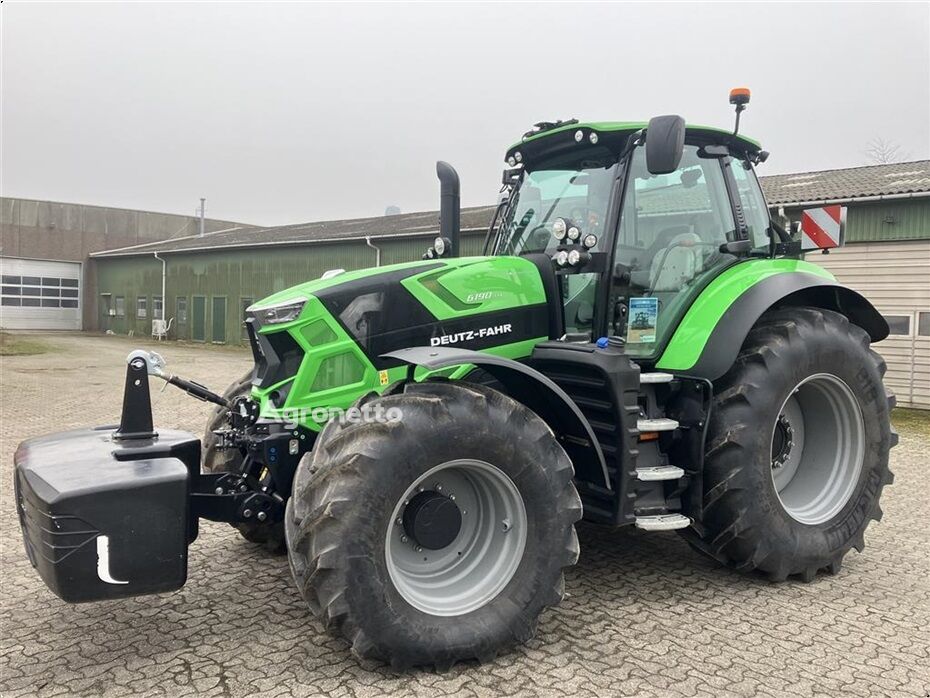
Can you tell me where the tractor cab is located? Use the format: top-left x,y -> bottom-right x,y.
487,113 -> 774,362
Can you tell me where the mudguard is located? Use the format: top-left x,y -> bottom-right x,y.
657,263 -> 888,381
383,346 -> 611,489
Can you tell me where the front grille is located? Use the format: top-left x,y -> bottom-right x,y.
245,319 -> 304,390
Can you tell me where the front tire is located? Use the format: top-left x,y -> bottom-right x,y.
687,307 -> 895,581
285,381 -> 581,669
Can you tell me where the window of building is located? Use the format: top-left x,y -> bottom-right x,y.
153,295 -> 164,320
0,275 -> 80,309
918,312 -> 930,337
115,296 -> 125,317
137,297 -> 148,319
883,314 -> 911,336
176,297 -> 188,324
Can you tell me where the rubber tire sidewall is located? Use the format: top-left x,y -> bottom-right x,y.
700,308 -> 892,578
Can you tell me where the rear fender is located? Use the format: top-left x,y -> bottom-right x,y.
657,268 -> 888,381
383,347 -> 610,489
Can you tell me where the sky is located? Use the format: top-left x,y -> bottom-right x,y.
2,2 -> 929,227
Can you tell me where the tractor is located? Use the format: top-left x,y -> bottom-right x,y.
14,89 -> 896,670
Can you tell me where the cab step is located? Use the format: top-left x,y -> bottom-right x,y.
639,372 -> 675,384
634,513 -> 691,531
635,465 -> 685,481
637,418 -> 679,432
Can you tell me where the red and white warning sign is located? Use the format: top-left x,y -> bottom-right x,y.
799,205 -> 846,250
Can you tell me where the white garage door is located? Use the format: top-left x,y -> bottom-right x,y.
0,257 -> 82,331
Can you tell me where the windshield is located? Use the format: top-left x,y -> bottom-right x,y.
494,155 -> 619,256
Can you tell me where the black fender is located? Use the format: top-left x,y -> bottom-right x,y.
683,271 -> 889,381
382,347 -> 610,490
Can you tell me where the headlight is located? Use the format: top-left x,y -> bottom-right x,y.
567,249 -> 583,265
583,234 -> 598,249
434,236 -> 446,256
567,225 -> 581,241
552,218 -> 568,240
249,297 -> 307,325
555,250 -> 569,266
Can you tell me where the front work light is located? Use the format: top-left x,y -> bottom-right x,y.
552,218 -> 568,240
250,297 -> 307,325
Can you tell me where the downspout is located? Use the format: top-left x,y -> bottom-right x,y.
365,236 -> 381,267
153,252 -> 166,320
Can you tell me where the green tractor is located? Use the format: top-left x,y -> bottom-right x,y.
15,90 -> 896,670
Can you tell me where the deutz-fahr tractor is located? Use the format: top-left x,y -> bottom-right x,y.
15,90 -> 896,670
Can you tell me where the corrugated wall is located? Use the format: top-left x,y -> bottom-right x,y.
93,232 -> 486,344
784,198 -> 930,242
808,240 -> 930,409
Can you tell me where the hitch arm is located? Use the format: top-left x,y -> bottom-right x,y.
126,349 -> 230,408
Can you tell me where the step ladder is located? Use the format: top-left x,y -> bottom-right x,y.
635,465 -> 685,481
637,418 -> 679,432
634,513 -> 691,531
639,372 -> 675,384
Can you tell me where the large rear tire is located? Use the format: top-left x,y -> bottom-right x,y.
202,370 -> 286,554
285,381 -> 581,669
685,307 -> 895,581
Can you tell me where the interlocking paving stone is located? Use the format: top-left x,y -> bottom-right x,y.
1,334 -> 928,697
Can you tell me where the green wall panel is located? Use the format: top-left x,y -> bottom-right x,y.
785,199 -> 930,243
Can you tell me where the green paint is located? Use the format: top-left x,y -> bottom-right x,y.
400,256 -> 547,320
656,259 -> 835,371
508,121 -> 762,154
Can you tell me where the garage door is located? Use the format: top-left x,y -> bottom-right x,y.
0,257 -> 82,330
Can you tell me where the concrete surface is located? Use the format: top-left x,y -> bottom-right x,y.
1,334 -> 928,698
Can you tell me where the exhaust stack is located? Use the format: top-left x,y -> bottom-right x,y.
436,161 -> 461,257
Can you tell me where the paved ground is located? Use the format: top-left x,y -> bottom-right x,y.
1,333 -> 928,698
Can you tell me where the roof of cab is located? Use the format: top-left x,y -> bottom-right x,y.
506,120 -> 761,162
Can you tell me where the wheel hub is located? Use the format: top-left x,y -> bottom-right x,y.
402,491 -> 462,550
771,414 -> 795,470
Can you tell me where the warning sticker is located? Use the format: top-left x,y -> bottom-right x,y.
627,297 -> 659,344
379,370 -> 390,386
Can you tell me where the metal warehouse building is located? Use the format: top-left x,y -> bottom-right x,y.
38,161 -> 930,409
765,161 -> 930,409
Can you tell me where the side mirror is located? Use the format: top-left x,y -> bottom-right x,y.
645,115 -> 686,175
790,221 -> 802,237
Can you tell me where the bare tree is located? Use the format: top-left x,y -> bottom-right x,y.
865,137 -> 911,164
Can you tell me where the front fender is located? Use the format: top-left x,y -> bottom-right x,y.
657,259 -> 888,381
383,346 -> 610,490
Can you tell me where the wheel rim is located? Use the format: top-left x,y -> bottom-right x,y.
385,459 -> 527,617
770,373 -> 865,525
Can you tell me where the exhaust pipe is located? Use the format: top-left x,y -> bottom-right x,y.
436,161 -> 461,257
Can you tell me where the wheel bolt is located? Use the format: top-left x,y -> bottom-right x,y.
257,511 -> 267,522
214,487 -> 224,495
449,494 -> 456,502
401,535 -> 408,543
243,509 -> 252,518
395,517 -> 403,526
502,518 -> 511,532
435,483 -> 443,492
415,546 -> 423,552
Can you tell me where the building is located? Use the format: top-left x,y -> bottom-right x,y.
765,161 -> 930,409
89,206 -> 494,342
0,197 -> 252,331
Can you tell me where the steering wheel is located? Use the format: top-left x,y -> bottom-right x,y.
520,224 -> 553,254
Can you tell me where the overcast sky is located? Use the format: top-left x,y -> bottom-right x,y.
2,2 -> 928,226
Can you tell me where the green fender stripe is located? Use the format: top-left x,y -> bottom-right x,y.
656,259 -> 834,372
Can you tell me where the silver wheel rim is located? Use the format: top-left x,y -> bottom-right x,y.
385,459 -> 527,617
770,373 -> 865,525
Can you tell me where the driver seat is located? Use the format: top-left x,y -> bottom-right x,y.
649,232 -> 704,292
